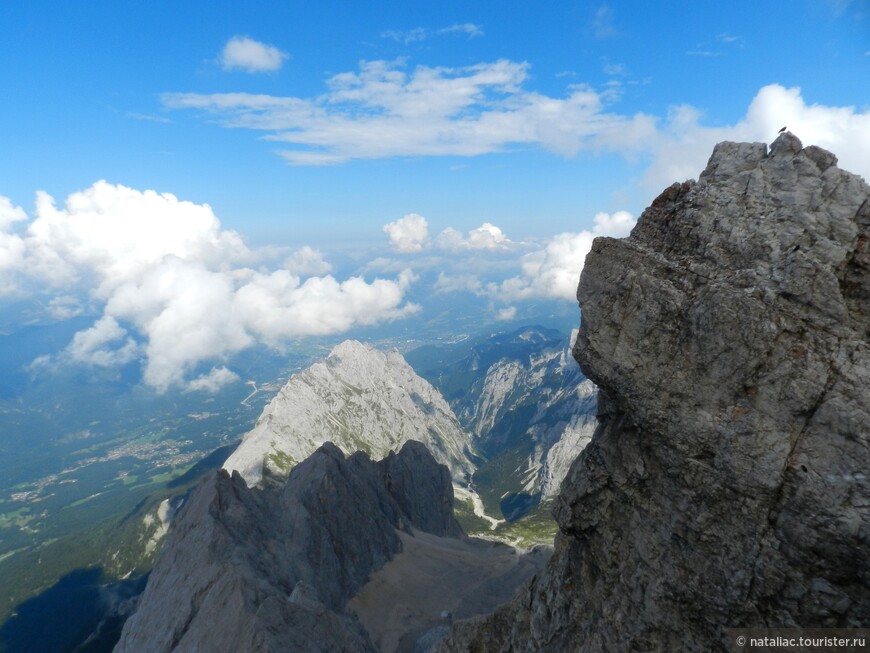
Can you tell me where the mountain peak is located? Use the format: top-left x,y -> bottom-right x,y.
327,338 -> 376,360
438,137 -> 869,650
223,339 -> 473,487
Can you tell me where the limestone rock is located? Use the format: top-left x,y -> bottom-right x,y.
436,134 -> 870,651
223,340 -> 474,488
114,440 -> 462,653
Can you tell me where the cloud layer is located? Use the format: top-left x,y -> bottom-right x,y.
164,57 -> 870,186
163,58 -> 656,165
0,182 -> 417,391
380,210 -> 635,310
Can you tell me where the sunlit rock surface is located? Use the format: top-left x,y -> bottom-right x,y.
223,340 -> 474,487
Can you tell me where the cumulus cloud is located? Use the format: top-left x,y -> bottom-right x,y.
163,58 -> 657,165
66,315 -> 140,367
591,210 -> 635,235
383,213 -> 429,252
492,211 -> 635,301
644,84 -> 870,190
1,182 -> 418,392
435,223 -> 511,251
186,366 -> 240,393
497,306 -> 517,321
220,36 -> 287,73
0,196 -> 26,230
283,246 -> 332,276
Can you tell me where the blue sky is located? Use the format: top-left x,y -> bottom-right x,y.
0,0 -> 868,391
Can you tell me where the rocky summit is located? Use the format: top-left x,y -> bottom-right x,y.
436,133 -> 869,651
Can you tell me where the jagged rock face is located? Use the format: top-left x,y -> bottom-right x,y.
114,440 -> 462,653
436,133 -> 869,651
223,340 -> 474,487
417,327 -> 598,502
465,329 -> 597,500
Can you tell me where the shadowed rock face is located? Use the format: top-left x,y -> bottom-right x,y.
436,133 -> 870,652
114,440 -> 462,653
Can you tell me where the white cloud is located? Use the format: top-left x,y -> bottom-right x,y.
163,59 -> 656,165
437,23 -> 484,38
497,306 -> 517,321
433,272 -> 484,295
467,223 -> 510,250
435,223 -> 511,251
1,182 -> 418,392
491,211 -> 635,301
47,295 -> 84,320
186,366 -> 240,393
232,268 -> 420,345
380,27 -> 428,44
0,196 -> 27,230
384,213 -> 429,252
66,315 -> 140,367
283,246 -> 332,276
592,210 -> 635,236
644,84 -> 870,190
23,180 -> 251,294
381,23 -> 483,44
220,36 -> 287,73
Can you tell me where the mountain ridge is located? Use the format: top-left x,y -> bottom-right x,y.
115,440 -> 462,652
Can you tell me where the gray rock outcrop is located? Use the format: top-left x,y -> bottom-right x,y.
436,133 -> 869,651
114,440 -> 462,653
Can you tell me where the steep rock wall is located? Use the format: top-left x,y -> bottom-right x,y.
437,133 -> 869,651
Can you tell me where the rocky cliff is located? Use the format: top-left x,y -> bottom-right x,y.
455,328 -> 597,501
115,440 -> 462,652
407,326 -> 598,513
436,133 -> 869,651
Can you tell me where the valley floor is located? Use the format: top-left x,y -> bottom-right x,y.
349,529 -> 550,653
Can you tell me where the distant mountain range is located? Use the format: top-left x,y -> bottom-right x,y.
225,326 -> 598,524
0,323 -> 595,652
